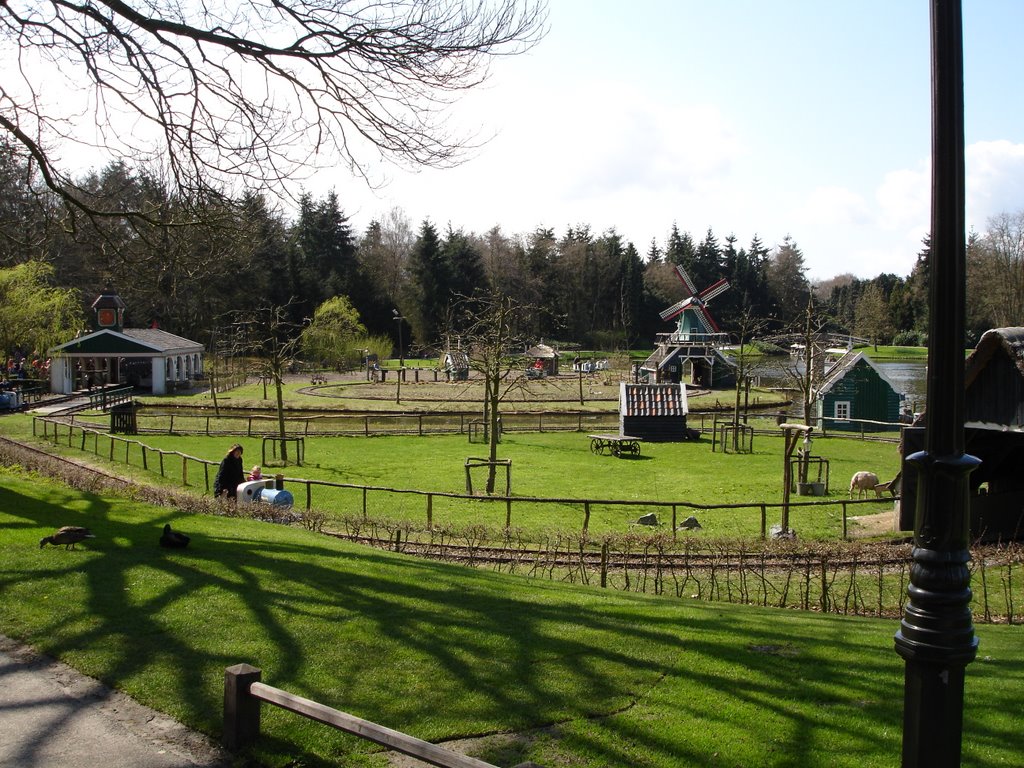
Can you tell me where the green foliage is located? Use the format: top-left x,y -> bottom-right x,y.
1,468 -> 1022,768
0,261 -> 84,356
300,295 -> 367,369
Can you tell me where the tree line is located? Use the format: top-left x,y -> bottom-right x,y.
2,144 -> 1022,360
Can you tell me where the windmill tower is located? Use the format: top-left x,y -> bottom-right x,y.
659,265 -> 730,341
641,265 -> 736,387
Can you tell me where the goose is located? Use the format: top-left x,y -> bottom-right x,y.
159,523 -> 190,549
40,526 -> 95,550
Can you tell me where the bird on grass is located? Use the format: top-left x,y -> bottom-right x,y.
39,526 -> 95,550
159,523 -> 190,549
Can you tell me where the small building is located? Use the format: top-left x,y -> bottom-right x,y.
48,291 -> 204,395
619,382 -> 694,441
899,327 -> 1024,541
442,349 -> 469,381
815,352 -> 903,431
525,342 -> 559,378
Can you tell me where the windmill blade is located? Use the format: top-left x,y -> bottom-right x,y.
673,265 -> 698,296
698,278 -> 730,304
659,296 -> 696,322
694,305 -> 721,333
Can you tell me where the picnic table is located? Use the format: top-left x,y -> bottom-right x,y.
589,434 -> 642,457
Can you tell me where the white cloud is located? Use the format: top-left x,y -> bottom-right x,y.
966,140 -> 1024,229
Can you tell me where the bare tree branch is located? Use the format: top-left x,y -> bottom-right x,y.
0,0 -> 547,218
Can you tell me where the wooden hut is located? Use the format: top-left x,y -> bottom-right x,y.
619,382 -> 695,441
524,343 -> 559,377
899,327 -> 1024,541
815,352 -> 903,431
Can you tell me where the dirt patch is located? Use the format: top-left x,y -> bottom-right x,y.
848,508 -> 900,538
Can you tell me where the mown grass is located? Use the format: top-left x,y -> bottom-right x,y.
13,412 -> 903,540
2,467 -> 1021,768
861,345 -> 930,361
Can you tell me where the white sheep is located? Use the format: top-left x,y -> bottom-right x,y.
849,471 -> 881,499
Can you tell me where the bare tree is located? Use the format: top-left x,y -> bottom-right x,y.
451,292 -> 535,495
729,309 -> 771,450
1,0 -> 547,219
229,302 -> 306,463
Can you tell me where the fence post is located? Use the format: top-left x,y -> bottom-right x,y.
583,501 -> 591,532
505,498 -> 512,528
182,455 -> 188,486
760,504 -> 767,540
426,494 -> 433,529
159,451 -> 165,477
362,487 -> 368,520
223,664 -> 262,752
306,481 -> 312,512
600,541 -> 608,588
842,501 -> 848,540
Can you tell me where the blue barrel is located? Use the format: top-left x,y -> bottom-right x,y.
259,488 -> 294,508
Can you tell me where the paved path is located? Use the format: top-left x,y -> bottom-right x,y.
0,636 -> 229,768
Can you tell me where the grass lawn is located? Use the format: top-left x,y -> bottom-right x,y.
9,411 -> 903,540
2,468 -> 1020,768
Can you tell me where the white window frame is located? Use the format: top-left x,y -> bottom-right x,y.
834,400 -> 851,420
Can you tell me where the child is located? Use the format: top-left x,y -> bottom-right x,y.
248,465 -> 262,481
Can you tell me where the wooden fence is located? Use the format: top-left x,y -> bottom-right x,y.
33,415 -> 894,540
57,408 -> 905,443
223,664 -> 531,767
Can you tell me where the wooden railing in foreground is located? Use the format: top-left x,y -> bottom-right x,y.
223,664 -> 541,768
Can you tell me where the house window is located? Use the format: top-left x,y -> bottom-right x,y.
835,401 -> 851,420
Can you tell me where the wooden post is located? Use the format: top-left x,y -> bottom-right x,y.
842,500 -> 849,540
583,501 -> 591,532
600,541 -> 608,588
760,503 -> 767,540
305,481 -> 312,512
223,664 -> 262,752
505,498 -> 512,529
182,455 -> 188,486
426,494 -> 433,529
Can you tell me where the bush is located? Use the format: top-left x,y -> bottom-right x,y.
893,330 -> 923,346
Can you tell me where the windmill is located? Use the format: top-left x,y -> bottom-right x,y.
659,265 -> 730,339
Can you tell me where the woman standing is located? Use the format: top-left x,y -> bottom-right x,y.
214,443 -> 245,499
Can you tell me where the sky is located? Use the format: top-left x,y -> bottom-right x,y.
311,0 -> 1024,282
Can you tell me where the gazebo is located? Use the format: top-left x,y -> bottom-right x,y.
48,291 -> 204,396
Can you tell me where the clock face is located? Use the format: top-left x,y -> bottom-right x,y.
98,308 -> 116,326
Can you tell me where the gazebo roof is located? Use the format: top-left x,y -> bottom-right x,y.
50,328 -> 203,356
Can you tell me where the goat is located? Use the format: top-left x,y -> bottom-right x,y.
849,471 -> 881,499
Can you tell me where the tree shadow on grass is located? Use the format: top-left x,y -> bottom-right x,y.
2,479 -> 1021,768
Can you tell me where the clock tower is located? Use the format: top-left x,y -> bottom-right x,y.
91,290 -> 126,332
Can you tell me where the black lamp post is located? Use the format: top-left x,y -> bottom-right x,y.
392,309 -> 404,405
894,2 -> 979,765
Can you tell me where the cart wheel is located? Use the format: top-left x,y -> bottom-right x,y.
626,442 -> 640,456
590,438 -> 602,454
